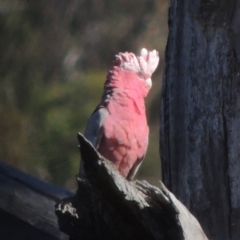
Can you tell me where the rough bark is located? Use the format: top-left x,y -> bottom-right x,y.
0,161 -> 72,240
55,133 -> 208,240
160,1 -> 240,239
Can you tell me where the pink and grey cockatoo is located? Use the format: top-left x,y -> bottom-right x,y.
80,48 -> 159,180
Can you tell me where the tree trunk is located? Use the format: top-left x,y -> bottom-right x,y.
160,1 -> 240,239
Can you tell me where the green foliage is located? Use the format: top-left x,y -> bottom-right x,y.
0,69 -> 107,186
34,72 -> 106,184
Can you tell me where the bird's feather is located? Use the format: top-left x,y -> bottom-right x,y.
80,48 -> 159,180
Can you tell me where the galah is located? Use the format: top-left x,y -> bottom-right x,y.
80,48 -> 159,180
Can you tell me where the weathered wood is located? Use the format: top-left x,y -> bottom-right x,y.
160,1 -> 240,239
0,161 -> 73,240
0,208 -> 59,240
56,133 -> 208,240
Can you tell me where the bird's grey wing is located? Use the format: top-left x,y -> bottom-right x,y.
84,107 -> 108,148
79,107 -> 108,177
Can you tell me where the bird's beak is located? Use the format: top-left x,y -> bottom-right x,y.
146,78 -> 152,89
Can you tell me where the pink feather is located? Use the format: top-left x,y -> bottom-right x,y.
82,48 -> 159,180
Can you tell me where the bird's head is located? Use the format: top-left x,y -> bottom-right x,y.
114,48 -> 159,90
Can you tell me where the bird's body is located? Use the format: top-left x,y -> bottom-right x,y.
81,48 -> 159,180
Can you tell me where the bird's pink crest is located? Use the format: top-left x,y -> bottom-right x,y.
114,48 -> 159,81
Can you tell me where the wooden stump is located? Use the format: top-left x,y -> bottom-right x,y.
55,133 -> 208,240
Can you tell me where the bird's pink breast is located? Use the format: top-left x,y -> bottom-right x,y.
97,93 -> 148,178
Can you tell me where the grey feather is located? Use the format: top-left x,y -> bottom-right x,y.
84,108 -> 108,148
79,108 -> 108,177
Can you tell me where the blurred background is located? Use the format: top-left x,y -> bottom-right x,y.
0,0 -> 168,190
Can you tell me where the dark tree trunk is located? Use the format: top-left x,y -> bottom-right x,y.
160,1 -> 240,240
